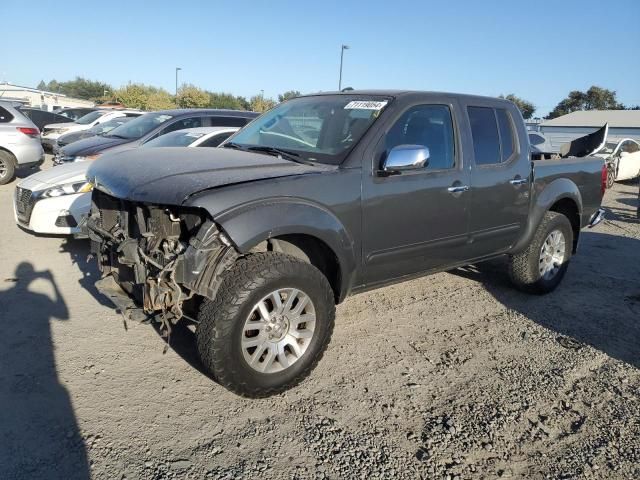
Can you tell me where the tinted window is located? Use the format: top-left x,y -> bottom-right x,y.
496,108 -> 515,161
529,133 -> 545,146
0,106 -> 14,123
105,113 -> 174,140
198,131 -> 234,147
468,106 -> 500,165
209,116 -> 247,127
161,116 -> 203,134
385,105 -> 455,170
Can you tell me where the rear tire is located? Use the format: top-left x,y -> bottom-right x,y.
0,150 -> 16,185
508,211 -> 573,294
196,252 -> 335,398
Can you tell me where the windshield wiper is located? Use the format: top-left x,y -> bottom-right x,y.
245,146 -> 313,165
222,141 -> 245,150
104,133 -> 126,139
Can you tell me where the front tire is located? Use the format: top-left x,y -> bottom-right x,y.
0,150 -> 16,185
196,252 -> 335,397
508,211 -> 573,294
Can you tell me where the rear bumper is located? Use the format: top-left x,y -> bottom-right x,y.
16,156 -> 45,170
588,208 -> 605,228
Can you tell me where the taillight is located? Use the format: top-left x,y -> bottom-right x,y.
600,162 -> 607,196
17,127 -> 40,138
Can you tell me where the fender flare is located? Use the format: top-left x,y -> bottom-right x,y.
511,178 -> 583,254
212,197 -> 357,299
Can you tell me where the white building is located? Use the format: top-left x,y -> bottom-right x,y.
539,110 -> 640,150
0,82 -> 94,111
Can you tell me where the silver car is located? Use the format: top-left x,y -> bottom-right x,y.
0,101 -> 45,185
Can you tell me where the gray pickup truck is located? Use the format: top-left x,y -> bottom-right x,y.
86,91 -> 606,397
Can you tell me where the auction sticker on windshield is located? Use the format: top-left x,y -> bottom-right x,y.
344,101 -> 388,110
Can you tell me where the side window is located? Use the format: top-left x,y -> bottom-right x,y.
162,116 -> 203,134
621,140 -> 639,154
496,109 -> 515,161
0,106 -> 15,123
198,132 -> 234,147
468,106 -> 501,165
209,116 -> 247,127
529,134 -> 545,146
384,105 -> 455,170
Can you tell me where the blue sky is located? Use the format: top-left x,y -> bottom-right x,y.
2,0 -> 639,116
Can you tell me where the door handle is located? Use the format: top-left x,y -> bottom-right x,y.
510,178 -> 527,185
447,185 -> 469,193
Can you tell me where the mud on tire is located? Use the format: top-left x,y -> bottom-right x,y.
196,252 -> 336,398
508,211 -> 573,294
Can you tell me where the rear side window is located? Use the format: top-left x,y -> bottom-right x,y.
529,133 -> 545,146
208,116 -> 247,127
162,116 -> 203,134
468,106 -> 500,165
0,106 -> 15,123
496,109 -> 515,161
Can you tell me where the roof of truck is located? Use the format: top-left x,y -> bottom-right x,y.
303,89 -> 513,104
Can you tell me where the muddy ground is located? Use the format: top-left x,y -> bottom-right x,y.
0,161 -> 639,479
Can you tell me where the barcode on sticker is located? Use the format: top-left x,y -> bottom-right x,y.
344,101 -> 388,110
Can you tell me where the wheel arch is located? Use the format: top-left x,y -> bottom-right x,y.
512,178 -> 583,254
213,199 -> 356,303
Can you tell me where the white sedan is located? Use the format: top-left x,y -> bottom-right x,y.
594,138 -> 640,187
13,127 -> 240,235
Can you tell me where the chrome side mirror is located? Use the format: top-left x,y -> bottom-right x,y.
382,145 -> 430,174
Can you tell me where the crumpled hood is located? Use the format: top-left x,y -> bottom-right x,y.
87,147 -> 324,205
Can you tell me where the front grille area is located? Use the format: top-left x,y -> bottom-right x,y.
15,187 -> 36,225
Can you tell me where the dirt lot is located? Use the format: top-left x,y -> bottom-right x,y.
0,161 -> 639,480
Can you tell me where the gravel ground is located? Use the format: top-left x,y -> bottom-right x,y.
0,160 -> 639,479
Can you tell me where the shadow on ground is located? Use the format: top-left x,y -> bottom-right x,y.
451,231 -> 640,370
0,262 -> 89,480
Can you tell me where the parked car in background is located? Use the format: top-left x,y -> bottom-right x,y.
85,91 -> 606,397
54,107 -> 96,121
53,109 -> 258,165
18,107 -> 72,132
593,138 -> 640,187
14,124 -> 246,235
0,101 -> 44,185
528,132 -> 557,154
56,117 -> 134,150
141,126 -> 239,148
41,109 -> 144,152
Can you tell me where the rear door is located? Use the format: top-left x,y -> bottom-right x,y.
361,100 -> 471,284
465,103 -> 530,257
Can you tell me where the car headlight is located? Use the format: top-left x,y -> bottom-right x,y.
73,154 -> 101,162
42,181 -> 93,198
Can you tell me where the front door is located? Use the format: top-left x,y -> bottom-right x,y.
362,103 -> 470,285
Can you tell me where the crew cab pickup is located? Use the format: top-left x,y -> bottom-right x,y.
86,91 -> 606,397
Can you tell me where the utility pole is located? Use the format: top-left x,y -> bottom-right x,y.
338,45 -> 349,91
175,67 -> 182,105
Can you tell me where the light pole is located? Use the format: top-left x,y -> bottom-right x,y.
175,67 -> 182,104
338,44 -> 349,91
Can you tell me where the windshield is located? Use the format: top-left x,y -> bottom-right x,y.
227,95 -> 390,164
76,110 -> 106,125
89,118 -> 131,134
143,130 -> 204,148
105,113 -> 174,140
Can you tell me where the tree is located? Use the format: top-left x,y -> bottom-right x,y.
177,84 -> 210,108
499,94 -> 535,119
113,83 -> 174,110
39,77 -> 112,101
250,95 -> 276,113
207,92 -> 250,110
546,86 -> 624,119
278,90 -> 301,103
36,80 -> 47,91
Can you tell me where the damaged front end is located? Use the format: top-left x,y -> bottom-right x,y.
86,188 -> 238,333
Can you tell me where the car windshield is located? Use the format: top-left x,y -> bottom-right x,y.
227,95 -> 391,164
105,113 -> 174,140
88,118 -> 124,134
598,142 -> 618,155
143,130 -> 205,148
76,110 -> 106,125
